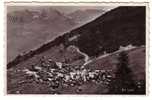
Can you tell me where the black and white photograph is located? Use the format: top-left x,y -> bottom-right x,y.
6,3 -> 147,95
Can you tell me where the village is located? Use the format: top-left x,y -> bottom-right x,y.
23,57 -> 112,93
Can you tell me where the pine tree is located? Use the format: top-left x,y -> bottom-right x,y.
109,51 -> 136,94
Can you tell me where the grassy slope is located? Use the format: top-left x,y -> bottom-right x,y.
85,47 -> 145,81
7,46 -> 145,94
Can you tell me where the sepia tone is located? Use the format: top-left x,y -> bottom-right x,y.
7,5 -> 146,94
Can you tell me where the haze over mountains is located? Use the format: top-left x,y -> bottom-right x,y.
68,9 -> 105,25
7,6 -> 146,94
7,7 -> 106,62
7,6 -> 145,69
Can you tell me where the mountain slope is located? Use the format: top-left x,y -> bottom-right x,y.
7,46 -> 145,94
7,6 -> 145,69
69,6 -> 145,56
68,9 -> 105,25
7,6 -> 146,94
7,8 -> 106,62
7,8 -> 76,62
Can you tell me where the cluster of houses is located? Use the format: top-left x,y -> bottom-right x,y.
23,57 -> 112,91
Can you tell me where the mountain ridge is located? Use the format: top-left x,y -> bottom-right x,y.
7,8 -> 105,62
7,6 -> 145,69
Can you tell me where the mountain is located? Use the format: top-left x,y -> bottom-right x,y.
7,8 -> 105,62
68,9 -> 105,25
7,8 -> 77,62
7,6 -> 145,69
7,6 -> 146,94
69,6 -> 145,57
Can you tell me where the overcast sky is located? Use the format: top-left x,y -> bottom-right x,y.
7,6 -> 117,14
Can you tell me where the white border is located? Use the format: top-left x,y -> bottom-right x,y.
1,0 -> 152,100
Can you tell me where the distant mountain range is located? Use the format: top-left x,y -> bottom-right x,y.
7,6 -> 146,94
68,9 -> 105,25
7,8 -> 105,62
7,6 -> 145,68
